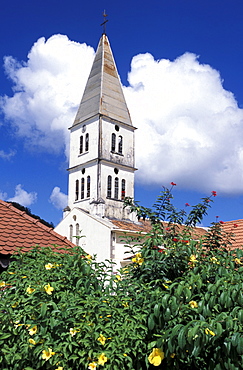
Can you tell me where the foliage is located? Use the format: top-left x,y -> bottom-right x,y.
1,187 -> 243,369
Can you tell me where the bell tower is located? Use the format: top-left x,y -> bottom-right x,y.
67,33 -> 136,219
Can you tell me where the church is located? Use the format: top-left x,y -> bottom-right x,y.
54,32 -> 141,270
54,31 -> 209,271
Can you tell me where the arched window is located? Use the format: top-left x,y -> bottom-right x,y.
85,133 -> 89,152
75,223 -> 80,246
87,176 -> 90,198
75,180 -> 79,201
79,136 -> 83,154
81,178 -> 85,199
111,133 -> 116,152
114,177 -> 119,199
69,224 -> 73,242
118,135 -> 123,154
107,175 -> 112,198
121,179 -> 126,200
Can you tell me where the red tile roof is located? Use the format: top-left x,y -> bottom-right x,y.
110,219 -> 207,239
222,219 -> 243,249
0,200 -> 76,255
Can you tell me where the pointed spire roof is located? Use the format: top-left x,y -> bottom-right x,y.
73,34 -> 132,126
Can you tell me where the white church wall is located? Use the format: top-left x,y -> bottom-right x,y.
55,208 -> 112,263
69,117 -> 99,169
68,163 -> 98,210
101,118 -> 135,168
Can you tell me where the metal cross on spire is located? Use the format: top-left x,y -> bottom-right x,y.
100,10 -> 108,35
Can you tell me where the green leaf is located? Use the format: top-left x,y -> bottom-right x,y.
237,336 -> 243,355
178,327 -> 187,349
148,315 -> 155,331
153,304 -> 160,318
40,302 -> 47,317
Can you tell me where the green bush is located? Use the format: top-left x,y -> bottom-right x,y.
0,187 -> 243,369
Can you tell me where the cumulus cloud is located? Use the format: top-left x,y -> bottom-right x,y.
1,34 -> 243,193
0,34 -> 95,157
124,52 -> 243,193
49,186 -> 68,210
7,184 -> 37,206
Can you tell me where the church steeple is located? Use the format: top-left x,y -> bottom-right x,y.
73,34 -> 132,127
68,34 -> 136,220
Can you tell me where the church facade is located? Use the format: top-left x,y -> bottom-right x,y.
55,33 -> 139,270
54,33 -> 209,270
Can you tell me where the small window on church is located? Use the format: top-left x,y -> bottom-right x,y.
75,180 -> 79,201
118,135 -> 123,154
79,136 -> 83,154
69,224 -> 73,242
75,223 -> 79,246
121,179 -> 126,200
114,177 -> 119,199
81,178 -> 85,199
87,176 -> 90,198
111,133 -> 116,152
107,175 -> 112,198
85,133 -> 89,152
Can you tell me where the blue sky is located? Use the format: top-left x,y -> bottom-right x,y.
1,0 -> 243,227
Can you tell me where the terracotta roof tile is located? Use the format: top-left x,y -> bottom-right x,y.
222,219 -> 243,250
110,219 -> 207,239
0,200 -> 76,255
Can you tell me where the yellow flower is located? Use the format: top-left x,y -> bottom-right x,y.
148,348 -> 165,366
189,300 -> 198,308
189,255 -> 197,262
122,302 -> 129,308
234,258 -> 242,265
122,267 -> 129,274
106,314 -> 111,317
45,263 -> 54,270
115,274 -> 121,282
8,271 -> 15,274
28,338 -> 36,345
28,325 -> 37,336
0,281 -> 6,287
189,255 -> 198,267
162,284 -> 169,289
26,286 -> 35,294
86,254 -> 92,259
14,320 -> 23,328
170,353 -> 176,358
98,353 -> 108,366
132,252 -> 144,265
12,302 -> 18,308
98,334 -> 106,345
210,257 -> 219,264
42,348 -> 55,360
44,283 -> 54,295
22,276 -> 27,278
69,327 -> 79,337
55,367 -> 63,370
123,353 -> 127,356
88,362 -> 97,370
205,328 -> 216,336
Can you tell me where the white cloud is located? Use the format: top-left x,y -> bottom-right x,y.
0,149 -> 15,160
0,191 -> 7,200
0,34 -> 95,157
49,186 -> 68,210
1,35 -> 243,194
7,184 -> 37,206
124,52 -> 243,193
